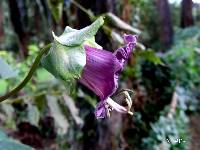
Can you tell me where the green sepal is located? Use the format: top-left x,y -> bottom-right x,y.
41,42 -> 86,82
41,17 -> 104,93
52,17 -> 104,46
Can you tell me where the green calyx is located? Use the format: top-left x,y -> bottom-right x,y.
41,17 -> 104,91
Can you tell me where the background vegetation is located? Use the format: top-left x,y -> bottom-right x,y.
0,0 -> 200,150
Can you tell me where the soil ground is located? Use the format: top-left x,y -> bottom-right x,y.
189,116 -> 200,150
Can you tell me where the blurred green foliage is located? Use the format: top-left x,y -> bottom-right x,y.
47,0 -> 64,22
123,26 -> 200,150
0,0 -> 200,149
164,26 -> 200,112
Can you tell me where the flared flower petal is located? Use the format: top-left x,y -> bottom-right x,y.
79,34 -> 137,118
79,45 -> 119,101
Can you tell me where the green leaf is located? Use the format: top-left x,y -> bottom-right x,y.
47,0 -> 63,22
0,130 -> 8,140
136,50 -> 163,65
28,44 -> 39,55
41,17 -> 104,91
0,80 -> 8,94
0,140 -> 35,150
0,129 -> 35,150
0,57 -> 17,79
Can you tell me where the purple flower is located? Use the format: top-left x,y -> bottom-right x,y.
79,34 -> 137,118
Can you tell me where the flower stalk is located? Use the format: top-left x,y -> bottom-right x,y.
0,43 -> 52,102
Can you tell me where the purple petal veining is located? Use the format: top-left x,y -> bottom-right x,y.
79,34 -> 137,118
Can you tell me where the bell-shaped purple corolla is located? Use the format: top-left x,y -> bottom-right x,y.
79,34 -> 137,118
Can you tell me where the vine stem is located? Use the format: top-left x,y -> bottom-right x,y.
70,1 -> 112,34
0,43 -> 52,102
71,0 -> 95,20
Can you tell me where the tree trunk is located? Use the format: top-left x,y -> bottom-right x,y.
106,0 -> 116,13
122,0 -> 133,23
0,3 -> 4,42
156,0 -> 173,49
181,0 -> 194,28
96,114 -> 125,150
75,1 -> 125,150
8,0 -> 28,57
76,0 -> 112,49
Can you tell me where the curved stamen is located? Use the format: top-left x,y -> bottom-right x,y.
115,89 -> 134,110
106,97 -> 133,115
